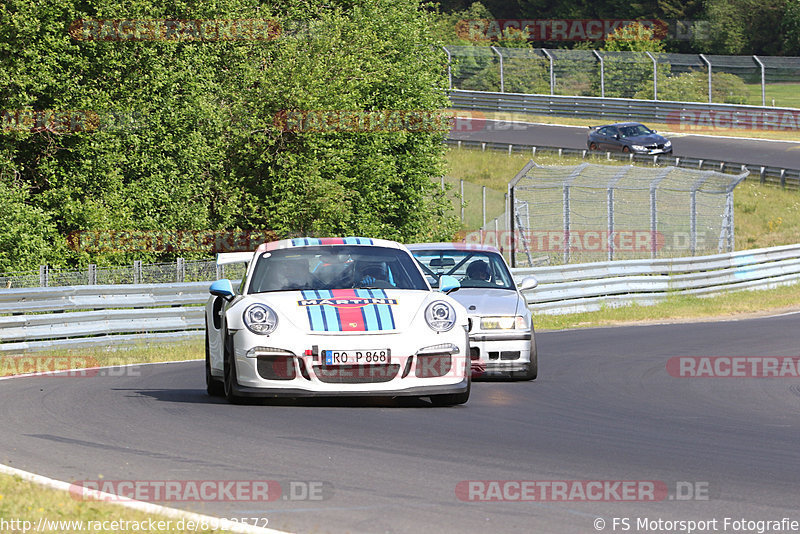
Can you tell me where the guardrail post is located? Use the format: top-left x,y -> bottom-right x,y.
780,169 -> 786,189
760,167 -> 766,184
133,260 -> 142,284
177,257 -> 185,283
39,265 -> 48,287
753,56 -> 766,107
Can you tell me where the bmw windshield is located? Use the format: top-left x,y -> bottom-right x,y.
411,249 -> 515,290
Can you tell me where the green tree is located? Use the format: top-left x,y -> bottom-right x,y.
600,22 -> 667,98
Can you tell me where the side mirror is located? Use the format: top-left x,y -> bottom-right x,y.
613,134 -> 620,139
209,279 -> 235,300
438,275 -> 460,293
518,276 -> 538,291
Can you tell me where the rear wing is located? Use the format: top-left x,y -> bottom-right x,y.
216,252 -> 254,265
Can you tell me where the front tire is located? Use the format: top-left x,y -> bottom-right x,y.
223,338 -> 243,404
205,332 -> 224,397
589,142 -> 598,151
430,379 -> 470,406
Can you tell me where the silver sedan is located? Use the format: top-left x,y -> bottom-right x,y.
407,243 -> 538,381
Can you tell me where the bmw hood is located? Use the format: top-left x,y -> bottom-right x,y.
448,288 -> 525,317
628,133 -> 668,145
240,289 -> 440,334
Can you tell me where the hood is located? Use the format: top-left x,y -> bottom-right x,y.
243,288 -> 434,334
448,288 -> 523,317
627,133 -> 667,145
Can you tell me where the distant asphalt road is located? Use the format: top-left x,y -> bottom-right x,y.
2,314 -> 800,534
448,119 -> 800,169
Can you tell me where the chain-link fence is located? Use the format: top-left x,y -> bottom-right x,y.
444,46 -> 800,107
438,176 -> 506,230
0,258 -> 247,289
505,161 -> 749,267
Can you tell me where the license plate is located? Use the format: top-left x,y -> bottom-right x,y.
323,349 -> 390,365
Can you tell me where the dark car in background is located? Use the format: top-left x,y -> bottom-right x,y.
587,122 -> 672,154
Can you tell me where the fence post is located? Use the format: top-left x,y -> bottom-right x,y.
443,46 -> 452,90
542,49 -> 555,95
133,260 -> 142,284
646,52 -> 658,100
88,263 -> 96,285
482,186 -> 486,227
593,50 -> 605,98
699,54 -> 712,103
563,184 -> 570,264
753,56 -> 766,107
490,46 -> 504,93
177,257 -> 185,283
39,265 -> 48,287
460,179 -> 465,223
607,186 -> 614,261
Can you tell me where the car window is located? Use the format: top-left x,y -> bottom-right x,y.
411,249 -> 515,290
247,246 -> 429,293
619,124 -> 653,138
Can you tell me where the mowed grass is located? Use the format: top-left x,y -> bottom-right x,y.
0,338 -> 203,377
745,83 -> 800,109
533,281 -> 800,331
0,472 -> 226,534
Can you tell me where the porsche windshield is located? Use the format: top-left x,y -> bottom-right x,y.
411,249 -> 515,290
247,246 -> 429,293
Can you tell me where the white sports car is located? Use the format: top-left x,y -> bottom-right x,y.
407,243 -> 538,381
205,237 -> 471,405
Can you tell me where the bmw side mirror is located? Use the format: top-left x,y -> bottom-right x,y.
438,275 -> 460,293
209,279 -> 235,300
518,276 -> 538,291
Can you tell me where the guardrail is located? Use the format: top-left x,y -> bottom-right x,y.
0,282 -> 209,353
513,243 -> 800,315
444,138 -> 800,191
449,89 -> 800,126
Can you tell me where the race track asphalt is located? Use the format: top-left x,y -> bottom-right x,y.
2,314 -> 799,533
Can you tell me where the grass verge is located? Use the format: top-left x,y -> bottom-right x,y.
0,472 -> 227,534
533,280 -> 800,331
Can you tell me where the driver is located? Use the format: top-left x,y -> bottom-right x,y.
465,259 -> 490,281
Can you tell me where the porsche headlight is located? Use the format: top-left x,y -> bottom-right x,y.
243,304 -> 278,335
480,316 -> 528,330
425,301 -> 457,332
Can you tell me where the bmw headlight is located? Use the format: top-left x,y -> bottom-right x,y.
631,144 -> 646,152
664,140 -> 672,147
425,301 -> 457,332
480,316 -> 529,330
243,304 -> 278,335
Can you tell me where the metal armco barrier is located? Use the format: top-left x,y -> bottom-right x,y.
2,244 -> 800,351
513,243 -> 800,315
0,282 -> 209,353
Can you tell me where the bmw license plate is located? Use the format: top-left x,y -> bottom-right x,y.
323,349 -> 390,365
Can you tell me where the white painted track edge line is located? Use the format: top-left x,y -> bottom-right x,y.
0,463 -> 290,534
